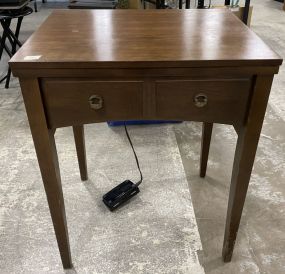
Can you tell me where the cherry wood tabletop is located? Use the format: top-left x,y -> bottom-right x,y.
10,9 -> 282,70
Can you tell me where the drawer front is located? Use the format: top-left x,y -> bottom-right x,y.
155,79 -> 251,124
41,80 -> 143,128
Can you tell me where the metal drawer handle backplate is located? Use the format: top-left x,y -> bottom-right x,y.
194,93 -> 208,108
89,95 -> 103,110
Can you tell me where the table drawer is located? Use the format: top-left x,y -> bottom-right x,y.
155,79 -> 251,124
41,80 -> 144,128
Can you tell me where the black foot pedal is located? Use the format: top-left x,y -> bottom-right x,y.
103,180 -> 140,211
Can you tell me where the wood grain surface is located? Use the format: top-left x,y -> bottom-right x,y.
10,9 -> 282,69
41,79 -> 144,127
155,79 -> 251,124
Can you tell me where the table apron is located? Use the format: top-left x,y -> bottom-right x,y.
40,77 -> 253,129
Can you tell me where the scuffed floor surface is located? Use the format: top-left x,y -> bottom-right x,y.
0,80 -> 204,273
174,109 -> 285,274
173,1 -> 285,273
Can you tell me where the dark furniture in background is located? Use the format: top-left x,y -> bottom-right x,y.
144,0 -> 251,25
242,0 -> 251,24
0,1 -> 32,88
68,0 -> 117,9
142,0 -> 189,9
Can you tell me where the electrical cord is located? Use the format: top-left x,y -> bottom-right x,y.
124,123 -> 143,187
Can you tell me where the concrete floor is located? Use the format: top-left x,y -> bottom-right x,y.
0,0 -> 284,273
175,1 -> 285,273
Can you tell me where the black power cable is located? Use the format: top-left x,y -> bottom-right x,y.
124,123 -> 143,187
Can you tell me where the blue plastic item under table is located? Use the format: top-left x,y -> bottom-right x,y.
107,120 -> 182,126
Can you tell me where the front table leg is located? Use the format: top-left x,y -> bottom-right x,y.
20,79 -> 72,268
222,75 -> 274,261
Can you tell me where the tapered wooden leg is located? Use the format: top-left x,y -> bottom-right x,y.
222,75 -> 274,262
200,122 -> 213,178
20,79 -> 72,269
73,125 -> 88,181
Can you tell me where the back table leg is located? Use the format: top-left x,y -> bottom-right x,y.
73,125 -> 88,181
20,79 -> 72,269
222,75 -> 274,261
200,122 -> 213,178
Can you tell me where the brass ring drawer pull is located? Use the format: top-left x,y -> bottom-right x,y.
89,95 -> 103,110
194,93 -> 208,108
